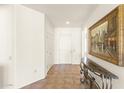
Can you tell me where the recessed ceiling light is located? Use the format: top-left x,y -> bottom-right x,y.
66,21 -> 70,24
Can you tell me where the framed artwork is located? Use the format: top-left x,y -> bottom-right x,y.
89,8 -> 118,65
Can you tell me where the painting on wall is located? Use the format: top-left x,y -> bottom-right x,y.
89,8 -> 118,64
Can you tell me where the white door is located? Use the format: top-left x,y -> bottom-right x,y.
71,31 -> 82,64
56,28 -> 81,64
59,33 -> 72,64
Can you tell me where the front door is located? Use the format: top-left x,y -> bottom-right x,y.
59,33 -> 72,64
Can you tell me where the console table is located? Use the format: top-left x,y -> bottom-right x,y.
80,57 -> 118,89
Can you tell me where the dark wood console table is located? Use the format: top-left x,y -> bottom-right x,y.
80,57 -> 118,89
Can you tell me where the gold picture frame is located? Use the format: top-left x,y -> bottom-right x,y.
89,7 -> 119,65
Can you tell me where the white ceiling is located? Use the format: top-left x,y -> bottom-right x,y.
23,4 -> 98,27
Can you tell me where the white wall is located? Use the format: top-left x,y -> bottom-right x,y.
0,5 -> 55,89
83,4 -> 124,88
45,16 -> 54,75
81,29 -> 87,58
54,28 -> 81,64
15,5 -> 46,88
0,5 -> 15,89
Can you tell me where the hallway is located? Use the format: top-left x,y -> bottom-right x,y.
0,4 -> 124,89
22,64 -> 97,89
